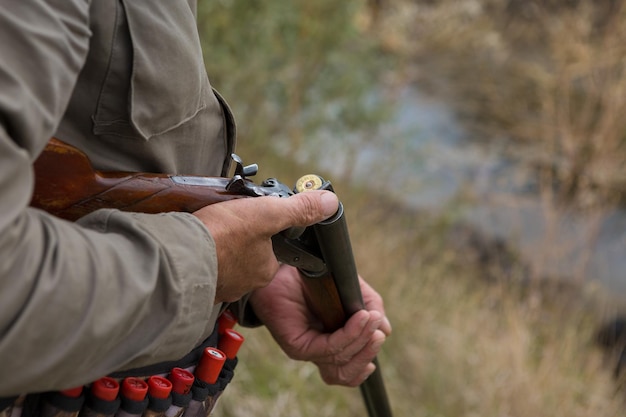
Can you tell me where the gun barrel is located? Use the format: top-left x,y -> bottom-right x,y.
310,203 -> 394,417
360,358 -> 393,417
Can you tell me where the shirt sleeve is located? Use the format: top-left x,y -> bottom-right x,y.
0,0 -> 220,396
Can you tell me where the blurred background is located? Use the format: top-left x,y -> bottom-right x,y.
197,0 -> 626,415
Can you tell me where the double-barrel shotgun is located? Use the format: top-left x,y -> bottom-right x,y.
30,138 -> 393,417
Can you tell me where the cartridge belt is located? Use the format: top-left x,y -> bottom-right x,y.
0,311 -> 243,417
109,327 -> 220,380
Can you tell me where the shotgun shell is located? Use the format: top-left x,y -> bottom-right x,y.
217,310 -> 237,335
195,347 -> 226,385
168,368 -> 194,395
121,377 -> 148,402
218,329 -> 244,360
91,377 -> 119,401
147,376 -> 172,399
59,386 -> 83,398
295,174 -> 324,193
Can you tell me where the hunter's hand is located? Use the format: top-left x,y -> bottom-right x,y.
249,264 -> 391,387
193,190 -> 338,304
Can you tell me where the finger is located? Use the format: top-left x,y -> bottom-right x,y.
360,277 -> 392,336
297,309 -> 368,362
256,190 -> 339,234
332,311 -> 383,364
318,330 -> 385,386
344,327 -> 386,366
346,362 -> 376,387
342,330 -> 386,382
313,310 -> 382,365
193,190 -> 338,237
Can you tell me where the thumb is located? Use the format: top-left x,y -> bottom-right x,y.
270,190 -> 339,232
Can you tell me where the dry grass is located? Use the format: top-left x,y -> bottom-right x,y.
214,185 -> 624,417
198,1 -> 626,415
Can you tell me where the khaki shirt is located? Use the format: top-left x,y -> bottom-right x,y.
0,0 -> 236,396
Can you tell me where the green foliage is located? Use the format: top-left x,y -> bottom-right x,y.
197,0 -> 394,167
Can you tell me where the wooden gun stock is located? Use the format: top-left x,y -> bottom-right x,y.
31,138 -> 260,220
30,138 -> 393,417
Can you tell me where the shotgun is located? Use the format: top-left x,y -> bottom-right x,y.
30,138 -> 393,417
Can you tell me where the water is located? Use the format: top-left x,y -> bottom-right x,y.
318,87 -> 626,295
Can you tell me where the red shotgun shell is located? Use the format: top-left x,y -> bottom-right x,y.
121,377 -> 148,402
168,368 -> 194,395
59,386 -> 83,398
218,328 -> 245,360
147,376 -> 172,399
91,377 -> 119,402
195,347 -> 226,384
217,310 -> 237,335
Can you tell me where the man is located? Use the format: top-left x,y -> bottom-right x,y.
0,0 -> 391,406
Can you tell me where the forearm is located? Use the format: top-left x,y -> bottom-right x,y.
0,206 -> 219,396
0,1 -> 222,395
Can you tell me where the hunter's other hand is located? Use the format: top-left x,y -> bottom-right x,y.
249,264 -> 391,387
193,190 -> 338,304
